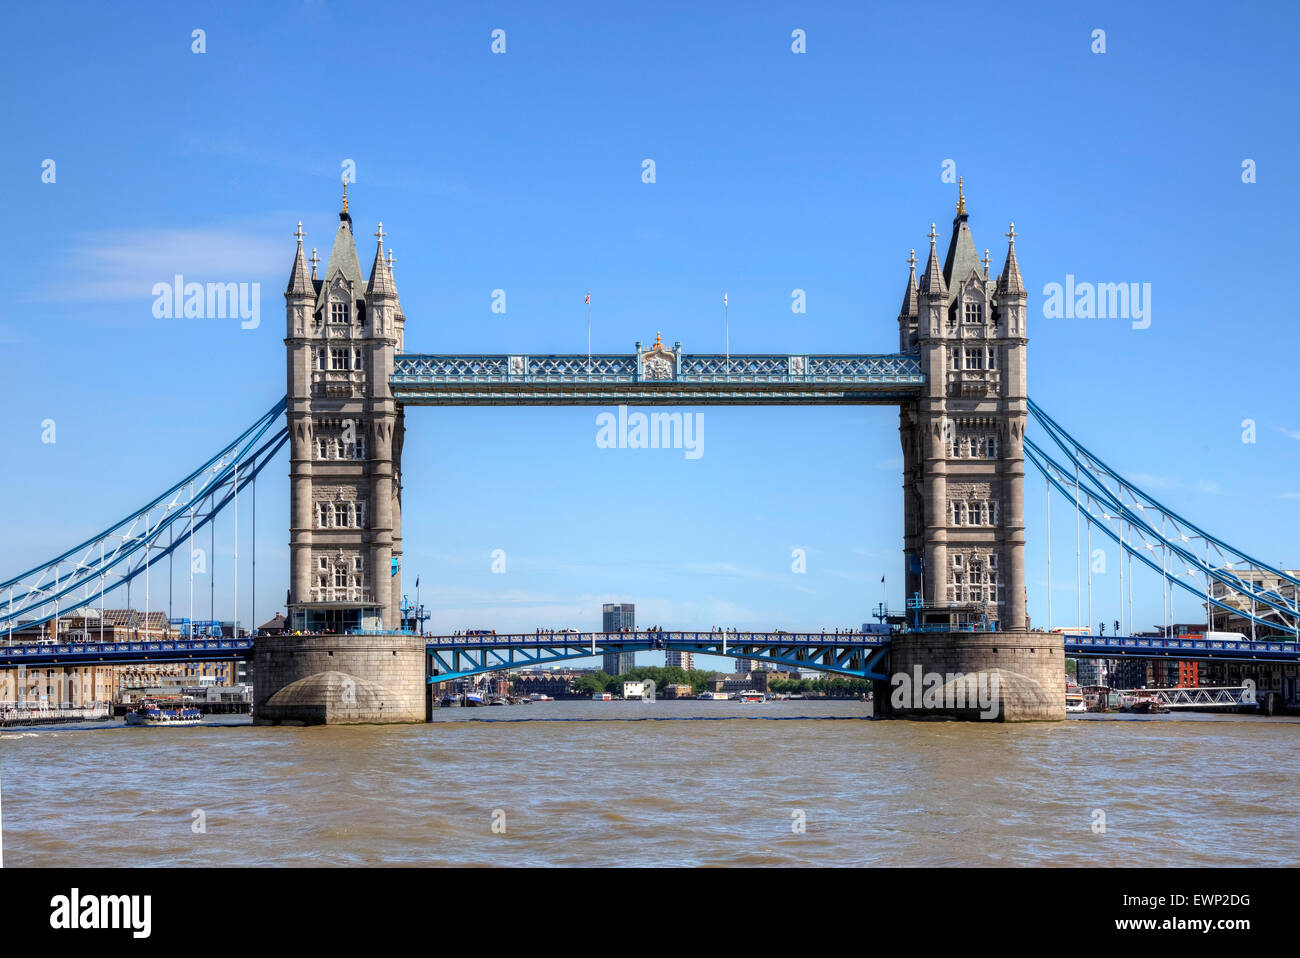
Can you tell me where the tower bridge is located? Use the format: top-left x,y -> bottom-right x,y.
5,184 -> 1300,722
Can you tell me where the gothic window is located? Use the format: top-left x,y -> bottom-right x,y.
317,437 -> 328,460
329,301 -> 349,324
988,436 -> 999,458
316,348 -> 327,371
330,347 -> 349,370
964,302 -> 982,324
951,349 -> 961,370
965,348 -> 983,370
332,504 -> 346,527
987,347 -> 998,370
334,566 -> 347,589
955,502 -> 967,526
353,347 -> 363,371
990,501 -> 999,525
354,436 -> 366,460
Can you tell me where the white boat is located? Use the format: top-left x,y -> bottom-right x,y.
125,703 -> 202,726
697,691 -> 729,700
736,690 -> 765,703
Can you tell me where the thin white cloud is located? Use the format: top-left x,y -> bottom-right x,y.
31,224 -> 291,304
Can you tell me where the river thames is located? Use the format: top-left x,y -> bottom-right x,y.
3,702 -> 1298,867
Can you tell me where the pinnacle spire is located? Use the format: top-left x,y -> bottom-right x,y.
285,221 -> 314,295
317,195 -> 365,311
898,248 -> 919,319
367,221 -> 397,299
942,181 -> 980,305
997,221 -> 1025,297
919,223 -> 946,298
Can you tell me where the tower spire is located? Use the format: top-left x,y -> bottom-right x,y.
997,221 -> 1025,296
285,221 -> 313,295
920,223 -> 946,297
957,176 -> 966,216
898,248 -> 919,320
367,221 -> 397,299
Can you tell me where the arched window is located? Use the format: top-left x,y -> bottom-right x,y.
329,301 -> 348,324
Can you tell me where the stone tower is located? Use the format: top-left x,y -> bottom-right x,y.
284,188 -> 406,634
899,181 -> 1028,632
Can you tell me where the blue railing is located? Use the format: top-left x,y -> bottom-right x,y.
1064,633 -> 1300,661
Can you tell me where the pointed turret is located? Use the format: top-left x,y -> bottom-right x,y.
898,249 -> 919,321
919,223 -> 947,298
941,177 -> 981,305
285,222 -> 314,296
366,222 -> 397,300
996,221 -> 1025,297
316,184 -> 366,311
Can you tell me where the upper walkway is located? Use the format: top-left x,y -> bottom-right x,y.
390,353 -> 924,405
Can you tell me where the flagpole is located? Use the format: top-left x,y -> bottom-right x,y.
724,290 -> 729,376
586,291 -> 592,373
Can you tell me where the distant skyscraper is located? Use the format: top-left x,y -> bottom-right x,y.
665,649 -> 694,671
602,603 -> 636,675
734,657 -> 757,673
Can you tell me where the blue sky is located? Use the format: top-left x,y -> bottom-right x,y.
2,1 -> 1298,667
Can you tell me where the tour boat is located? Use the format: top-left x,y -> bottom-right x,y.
736,690 -> 765,703
124,703 -> 202,727
1065,687 -> 1087,713
591,692 -> 613,701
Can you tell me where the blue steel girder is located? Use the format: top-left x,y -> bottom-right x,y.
0,638 -> 254,669
1063,633 -> 1300,664
391,353 -> 923,405
425,631 -> 893,683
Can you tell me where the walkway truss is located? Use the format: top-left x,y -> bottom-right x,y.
1025,399 -> 1300,639
426,631 -> 892,683
0,399 -> 288,638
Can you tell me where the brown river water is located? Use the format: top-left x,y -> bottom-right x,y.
2,701 -> 1298,867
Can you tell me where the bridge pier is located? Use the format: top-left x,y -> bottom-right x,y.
881,631 -> 1064,721
252,633 -> 427,725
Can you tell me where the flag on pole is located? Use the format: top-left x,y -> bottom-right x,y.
584,292 -> 590,305
415,577 -> 420,588
723,291 -> 728,307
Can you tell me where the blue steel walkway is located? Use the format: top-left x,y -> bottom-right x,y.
4,631 -> 1298,674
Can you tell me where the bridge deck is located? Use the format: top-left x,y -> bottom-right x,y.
4,631 -> 1297,670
